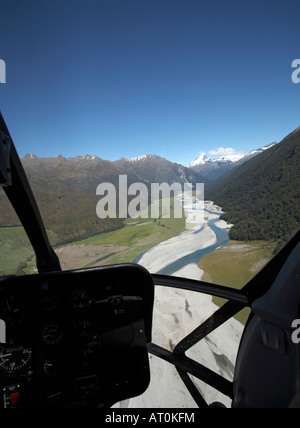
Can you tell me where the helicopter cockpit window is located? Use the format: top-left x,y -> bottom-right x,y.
0,0 -> 300,410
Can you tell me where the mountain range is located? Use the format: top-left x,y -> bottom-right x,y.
0,129 -> 298,249
0,153 -> 205,245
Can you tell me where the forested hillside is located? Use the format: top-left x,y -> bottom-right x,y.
206,127 -> 300,248
0,154 -> 204,246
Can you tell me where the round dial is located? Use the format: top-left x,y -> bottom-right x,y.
44,359 -> 61,376
41,323 -> 64,346
0,346 -> 32,375
71,289 -> 94,311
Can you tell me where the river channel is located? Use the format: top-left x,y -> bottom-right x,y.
134,207 -> 230,276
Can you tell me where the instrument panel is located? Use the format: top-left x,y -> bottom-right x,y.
0,264 -> 154,408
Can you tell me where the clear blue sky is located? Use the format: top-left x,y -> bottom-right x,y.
0,0 -> 300,165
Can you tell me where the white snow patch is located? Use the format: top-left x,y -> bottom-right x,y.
129,155 -> 148,162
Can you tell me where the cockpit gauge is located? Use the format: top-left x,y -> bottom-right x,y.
70,289 -> 94,311
41,295 -> 61,313
0,346 -> 32,375
41,323 -> 64,346
44,359 -> 61,376
74,319 -> 93,340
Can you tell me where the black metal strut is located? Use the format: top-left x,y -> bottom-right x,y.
0,112 -> 61,273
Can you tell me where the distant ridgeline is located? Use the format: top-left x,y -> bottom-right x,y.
0,154 -> 205,246
206,127 -> 300,249
0,129 -> 298,251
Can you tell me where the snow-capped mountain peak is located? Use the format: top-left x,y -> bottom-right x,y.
188,153 -> 208,167
129,154 -> 148,162
187,151 -> 244,168
187,142 -> 278,181
81,154 -> 97,160
127,154 -> 164,162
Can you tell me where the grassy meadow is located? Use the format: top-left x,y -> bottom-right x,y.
0,196 -> 187,275
199,240 -> 277,324
0,227 -> 37,276
55,197 -> 187,270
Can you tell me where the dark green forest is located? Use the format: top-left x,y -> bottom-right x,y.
206,127 -> 300,250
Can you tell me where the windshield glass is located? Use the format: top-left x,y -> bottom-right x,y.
1,0 -> 300,410
0,1 -> 299,290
